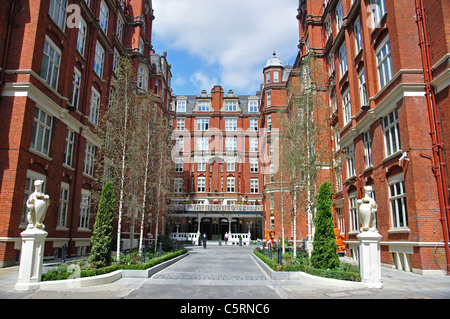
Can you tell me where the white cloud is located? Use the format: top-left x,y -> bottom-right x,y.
152,0 -> 299,94
189,71 -> 218,92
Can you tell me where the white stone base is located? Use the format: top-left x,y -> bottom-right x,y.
357,231 -> 383,289
15,228 -> 48,291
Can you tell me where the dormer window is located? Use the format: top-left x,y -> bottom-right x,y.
225,101 -> 237,112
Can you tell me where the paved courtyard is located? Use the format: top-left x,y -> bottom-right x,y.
0,243 -> 449,299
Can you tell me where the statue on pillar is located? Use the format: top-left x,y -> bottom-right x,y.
26,180 -> 50,230
356,185 -> 377,232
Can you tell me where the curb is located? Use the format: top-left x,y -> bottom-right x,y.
252,252 -> 364,288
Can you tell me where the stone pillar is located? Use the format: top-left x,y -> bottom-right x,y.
15,228 -> 48,291
357,231 -> 383,289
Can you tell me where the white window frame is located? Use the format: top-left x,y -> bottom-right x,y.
58,182 -> 70,228
383,109 -> 401,156
225,137 -> 237,151
94,42 -> 105,78
376,35 -> 393,89
339,40 -> 348,78
76,17 -> 87,56
64,129 -> 75,167
249,101 -> 258,112
250,138 -> 258,152
388,173 -> 408,229
371,0 -> 387,28
343,88 -> 351,125
176,118 -> 185,131
267,92 -> 271,107
174,178 -> 183,193
227,177 -> 235,193
363,131 -> 373,168
250,178 -> 259,193
31,107 -> 53,156
354,16 -> 363,54
273,71 -> 279,83
197,177 -> 206,193
70,68 -> 82,109
84,142 -> 96,177
225,101 -> 237,112
197,137 -> 209,151
137,65 -> 149,91
198,157 -> 206,172
227,157 -> 235,172
335,0 -> 344,33
99,0 -> 109,35
177,100 -> 186,113
41,36 -> 61,90
250,158 -> 258,173
89,88 -> 100,126
198,101 -> 210,111
79,189 -> 91,229
176,137 -> 184,152
225,118 -> 237,131
197,118 -> 209,131
358,68 -> 368,108
174,158 -> 183,172
349,191 -> 358,232
267,114 -> 272,132
250,118 -> 258,132
116,16 -> 124,42
112,48 -> 120,73
346,143 -> 356,178
49,0 -> 67,31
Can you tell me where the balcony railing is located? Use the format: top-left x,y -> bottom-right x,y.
168,204 -> 263,212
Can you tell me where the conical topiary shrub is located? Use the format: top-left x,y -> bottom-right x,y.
89,181 -> 116,268
310,182 -> 340,270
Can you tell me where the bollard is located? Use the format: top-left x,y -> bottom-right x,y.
268,243 -> 272,259
159,242 -> 162,257
262,242 -> 266,255
277,246 -> 282,265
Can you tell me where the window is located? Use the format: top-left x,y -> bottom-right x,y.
343,88 -> 351,125
40,37 -> 61,90
250,158 -> 258,173
116,16 -> 124,42
227,177 -> 235,193
99,0 -> 109,34
325,14 -> 332,40
273,71 -> 279,83
346,143 -> 356,178
227,157 -> 235,172
339,41 -> 348,77
336,206 -> 345,234
177,100 -> 186,113
174,178 -> 183,193
139,37 -> 144,55
250,178 -> 259,193
328,52 -> 335,74
250,118 -> 258,131
58,182 -> 70,228
137,65 -> 149,91
376,36 -> 393,88
363,131 -> 373,168
198,157 -> 206,171
64,129 -> 75,167
197,177 -> 205,192
176,118 -> 185,131
94,43 -> 105,78
112,48 -> 120,73
269,194 -> 274,210
79,190 -> 91,229
31,107 -> 53,156
267,92 -> 271,107
84,142 -> 96,177
21,171 -> 46,224
349,191 -> 358,231
89,88 -> 100,125
249,101 -> 258,112
175,158 -> 183,172
330,90 -> 337,112
49,0 -> 67,31
225,137 -> 237,151
358,68 -> 368,108
354,16 -> 363,53
267,114 -> 272,132
197,137 -> 208,151
76,18 -> 87,56
335,0 -> 344,33
266,71 -> 271,83
383,109 -> 401,156
388,173 -> 408,228
250,138 -> 258,152
70,68 -> 82,109
176,137 -> 184,152
371,0 -> 387,27
197,118 -> 209,131
225,101 -> 237,112
198,101 -> 210,111
225,118 -> 237,131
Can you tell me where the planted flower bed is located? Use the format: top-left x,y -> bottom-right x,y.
253,249 -> 360,282
42,248 -> 188,281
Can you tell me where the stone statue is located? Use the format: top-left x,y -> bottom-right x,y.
356,185 -> 377,232
26,180 -> 50,230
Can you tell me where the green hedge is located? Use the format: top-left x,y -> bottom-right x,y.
253,249 -> 360,282
42,249 -> 188,281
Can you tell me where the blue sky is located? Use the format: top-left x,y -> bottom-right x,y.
151,0 -> 299,96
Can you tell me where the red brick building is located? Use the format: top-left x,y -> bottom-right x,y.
296,0 -> 449,274
0,0 -> 171,266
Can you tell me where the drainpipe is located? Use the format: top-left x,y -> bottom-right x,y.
0,0 -> 17,98
415,0 -> 450,274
